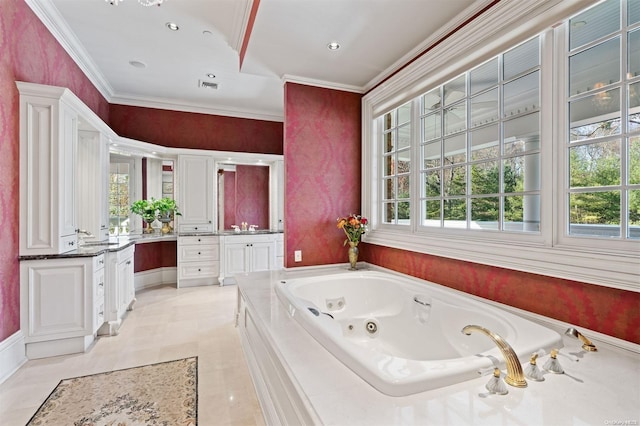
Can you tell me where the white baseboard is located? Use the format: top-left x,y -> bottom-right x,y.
134,267 -> 177,291
0,331 -> 26,385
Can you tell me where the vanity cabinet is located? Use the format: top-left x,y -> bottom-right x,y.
77,130 -> 109,242
177,235 -> 220,287
18,82 -> 79,255
220,234 -> 279,281
99,245 -> 135,336
20,254 -> 105,359
177,155 -> 214,233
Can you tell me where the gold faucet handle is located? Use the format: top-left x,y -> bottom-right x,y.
529,352 -> 540,365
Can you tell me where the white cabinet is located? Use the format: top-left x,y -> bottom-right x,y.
220,234 -> 279,282
177,155 -> 214,233
18,82 -> 79,255
99,245 -> 135,336
177,235 -> 220,287
20,254 -> 105,359
77,130 -> 109,242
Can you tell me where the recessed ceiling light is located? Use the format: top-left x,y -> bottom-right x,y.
129,60 -> 146,68
206,73 -> 216,79
166,22 -> 179,31
327,41 -> 340,51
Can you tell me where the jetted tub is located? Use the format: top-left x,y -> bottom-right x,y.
275,270 -> 563,396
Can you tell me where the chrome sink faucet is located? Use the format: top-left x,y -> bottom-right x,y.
462,324 -> 527,388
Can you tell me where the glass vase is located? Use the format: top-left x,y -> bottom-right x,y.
348,241 -> 359,270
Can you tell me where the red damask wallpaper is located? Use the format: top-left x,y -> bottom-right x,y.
361,244 -> 640,344
0,0 -> 109,343
109,104 -> 283,155
284,83 -> 362,267
235,165 -> 269,230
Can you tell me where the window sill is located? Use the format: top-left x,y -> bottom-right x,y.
364,229 -> 639,292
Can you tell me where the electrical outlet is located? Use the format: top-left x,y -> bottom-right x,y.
294,250 -> 302,262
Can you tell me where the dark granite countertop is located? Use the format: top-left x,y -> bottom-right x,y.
18,230 -> 283,261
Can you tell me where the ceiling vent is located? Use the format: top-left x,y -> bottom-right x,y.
199,80 -> 218,90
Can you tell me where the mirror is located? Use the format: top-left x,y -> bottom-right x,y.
108,137 -> 283,234
217,164 -> 270,231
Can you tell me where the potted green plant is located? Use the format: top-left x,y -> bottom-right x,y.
130,199 -> 158,233
154,197 -> 181,233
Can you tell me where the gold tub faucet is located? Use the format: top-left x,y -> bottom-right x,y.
462,324 -> 528,388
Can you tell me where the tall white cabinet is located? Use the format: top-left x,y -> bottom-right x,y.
18,82 -> 79,255
177,154 -> 214,233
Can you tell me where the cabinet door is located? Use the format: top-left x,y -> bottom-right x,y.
22,260 -> 92,339
250,242 -> 274,272
225,243 -> 249,275
117,256 -> 134,316
60,103 -> 78,240
77,130 -> 109,241
177,155 -> 214,230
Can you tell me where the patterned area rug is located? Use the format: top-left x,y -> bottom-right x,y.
27,357 -> 197,425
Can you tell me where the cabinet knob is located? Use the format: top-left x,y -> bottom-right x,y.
99,282 -> 104,287
198,238 -> 201,242
198,268 -> 201,272
126,260 -> 131,265
198,252 -> 201,255
195,227 -> 198,230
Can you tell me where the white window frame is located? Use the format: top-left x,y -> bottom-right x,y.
362,0 -> 639,292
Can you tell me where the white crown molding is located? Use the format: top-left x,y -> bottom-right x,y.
363,0 -> 600,115
25,0 -> 115,101
282,74 -> 364,94
362,0 -> 498,93
110,94 -> 283,122
231,0 -> 255,54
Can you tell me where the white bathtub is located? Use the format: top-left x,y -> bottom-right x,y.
275,270 -> 563,396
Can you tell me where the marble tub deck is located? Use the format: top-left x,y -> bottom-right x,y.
237,264 -> 640,426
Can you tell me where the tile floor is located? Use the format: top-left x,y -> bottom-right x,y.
0,284 -> 265,426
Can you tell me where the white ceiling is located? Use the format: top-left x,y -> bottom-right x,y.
29,0 -> 489,122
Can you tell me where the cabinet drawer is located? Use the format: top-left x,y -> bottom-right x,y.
94,268 -> 105,300
95,301 -> 104,332
179,235 -> 218,246
115,245 -> 135,262
178,262 -> 220,279
179,246 -> 219,261
178,224 -> 213,233
93,254 -> 106,270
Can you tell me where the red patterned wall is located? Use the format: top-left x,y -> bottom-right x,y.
109,104 -> 283,155
361,244 -> 640,344
0,0 -> 109,343
235,165 -> 269,230
284,83 -> 362,267
223,171 -> 236,229
134,241 -> 177,272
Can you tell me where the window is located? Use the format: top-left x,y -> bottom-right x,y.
566,0 -> 640,240
363,0 -> 639,291
418,38 -> 541,232
381,102 -> 412,225
109,156 -> 134,236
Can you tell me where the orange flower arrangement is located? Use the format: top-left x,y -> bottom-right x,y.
337,214 -> 368,246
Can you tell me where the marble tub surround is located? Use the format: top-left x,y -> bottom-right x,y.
236,264 -> 640,426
